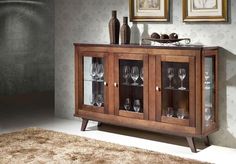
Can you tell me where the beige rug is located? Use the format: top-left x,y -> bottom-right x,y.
0,128 -> 207,164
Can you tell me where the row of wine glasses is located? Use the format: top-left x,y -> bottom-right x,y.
167,68 -> 186,90
165,107 -> 188,119
90,63 -> 104,81
90,94 -> 104,107
205,71 -> 211,90
124,98 -> 141,112
123,66 -> 144,86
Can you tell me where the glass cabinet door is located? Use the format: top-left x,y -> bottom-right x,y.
114,54 -> 148,119
203,56 -> 216,129
81,54 -> 107,113
160,56 -> 195,126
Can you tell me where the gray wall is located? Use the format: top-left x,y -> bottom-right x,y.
0,0 -> 54,96
55,0 -> 236,148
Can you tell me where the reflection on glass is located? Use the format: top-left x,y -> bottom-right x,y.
83,56 -> 104,108
178,68 -> 186,90
166,107 -> 174,117
123,66 -> 131,85
124,98 -> 131,111
140,67 -> 144,86
131,66 -> 139,85
133,99 -> 141,112
90,94 -> 96,106
167,67 -> 174,88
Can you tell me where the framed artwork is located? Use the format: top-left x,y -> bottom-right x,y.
129,0 -> 169,22
182,0 -> 228,22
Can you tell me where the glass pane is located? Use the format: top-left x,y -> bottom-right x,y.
83,56 -> 104,108
161,62 -> 189,119
204,57 -> 215,127
119,59 -> 143,113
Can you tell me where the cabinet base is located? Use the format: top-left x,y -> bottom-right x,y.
79,118 -> 210,153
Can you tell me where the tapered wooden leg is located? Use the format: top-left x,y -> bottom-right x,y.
81,118 -> 89,131
204,136 -> 210,146
97,122 -> 102,127
186,137 -> 197,153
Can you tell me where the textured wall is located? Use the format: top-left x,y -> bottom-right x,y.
0,0 -> 54,95
55,0 -> 236,148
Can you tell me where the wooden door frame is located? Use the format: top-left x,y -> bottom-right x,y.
113,53 -> 149,120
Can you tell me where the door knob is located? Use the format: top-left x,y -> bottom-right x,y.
156,86 -> 161,91
114,83 -> 118,87
104,81 -> 108,86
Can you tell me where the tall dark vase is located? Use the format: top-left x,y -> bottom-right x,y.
109,10 -> 120,44
121,17 -> 131,44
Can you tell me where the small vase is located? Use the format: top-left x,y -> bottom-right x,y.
120,17 -> 131,44
109,10 -> 120,44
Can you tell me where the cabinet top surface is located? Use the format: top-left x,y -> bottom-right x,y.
74,43 -> 219,50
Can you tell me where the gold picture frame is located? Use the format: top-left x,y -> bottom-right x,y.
129,0 -> 169,22
182,0 -> 228,22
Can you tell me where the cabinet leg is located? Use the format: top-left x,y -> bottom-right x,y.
81,118 -> 89,131
186,137 -> 197,153
97,122 -> 102,127
204,136 -> 210,146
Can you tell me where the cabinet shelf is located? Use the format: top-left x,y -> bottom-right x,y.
84,79 -> 104,82
120,83 -> 143,87
163,87 -> 189,92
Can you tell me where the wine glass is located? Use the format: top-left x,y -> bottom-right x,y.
97,64 -> 104,81
96,94 -> 103,107
205,107 -> 212,127
167,67 -> 174,88
90,63 -> 97,80
133,99 -> 141,112
124,98 -> 131,111
131,66 -> 139,86
166,107 -> 174,117
89,94 -> 96,106
177,108 -> 186,119
178,68 -> 186,90
205,71 -> 210,90
122,66 -> 130,85
140,67 -> 144,86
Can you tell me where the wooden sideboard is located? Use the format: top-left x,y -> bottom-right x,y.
74,43 -> 219,152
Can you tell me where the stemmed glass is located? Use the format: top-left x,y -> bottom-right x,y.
205,107 -> 212,127
177,108 -> 187,119
89,94 -> 96,106
140,67 -> 144,86
131,66 -> 139,86
133,99 -> 141,112
178,68 -> 186,90
205,71 -> 210,89
124,98 -> 131,111
90,63 -> 97,80
123,66 -> 130,85
167,67 -> 174,88
166,107 -> 174,117
96,94 -> 103,107
97,64 -> 104,81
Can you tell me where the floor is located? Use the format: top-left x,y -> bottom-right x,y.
0,92 -> 236,164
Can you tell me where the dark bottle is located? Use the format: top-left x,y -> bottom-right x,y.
109,10 -> 120,44
120,17 -> 131,44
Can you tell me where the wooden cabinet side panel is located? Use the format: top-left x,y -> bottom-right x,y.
148,55 -> 156,121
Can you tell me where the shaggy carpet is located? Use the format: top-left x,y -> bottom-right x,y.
0,128 -> 207,164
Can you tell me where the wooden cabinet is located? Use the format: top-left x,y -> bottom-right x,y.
74,43 -> 219,153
